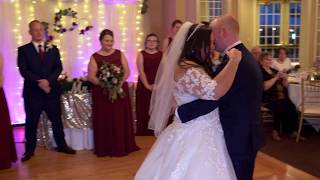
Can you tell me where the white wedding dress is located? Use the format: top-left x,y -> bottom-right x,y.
135,67 -> 237,180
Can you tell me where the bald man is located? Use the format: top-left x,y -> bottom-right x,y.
17,20 -> 76,162
177,15 -> 265,180
251,46 -> 262,61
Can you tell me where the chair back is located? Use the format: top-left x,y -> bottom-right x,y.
300,79 -> 320,117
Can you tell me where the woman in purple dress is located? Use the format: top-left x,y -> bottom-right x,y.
88,29 -> 139,157
136,34 -> 162,136
0,53 -> 17,169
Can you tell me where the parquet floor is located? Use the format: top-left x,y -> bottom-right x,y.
0,136 -> 318,180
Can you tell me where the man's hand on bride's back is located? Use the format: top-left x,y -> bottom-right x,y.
226,48 -> 242,64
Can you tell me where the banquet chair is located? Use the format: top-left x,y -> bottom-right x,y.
261,105 -> 273,123
296,79 -> 320,142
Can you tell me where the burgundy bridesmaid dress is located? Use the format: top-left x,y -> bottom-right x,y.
135,51 -> 162,136
91,50 -> 139,157
0,88 -> 17,169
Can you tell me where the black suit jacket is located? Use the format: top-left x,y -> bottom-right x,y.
17,42 -> 62,99
178,43 -> 265,158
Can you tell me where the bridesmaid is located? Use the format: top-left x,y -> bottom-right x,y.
0,53 -> 17,169
162,19 -> 182,52
88,29 -> 139,157
136,33 -> 162,136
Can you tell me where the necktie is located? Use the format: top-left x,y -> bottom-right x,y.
38,44 -> 45,60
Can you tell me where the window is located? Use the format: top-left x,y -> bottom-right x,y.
258,0 -> 301,63
288,1 -> 301,62
199,0 -> 222,22
259,2 -> 281,56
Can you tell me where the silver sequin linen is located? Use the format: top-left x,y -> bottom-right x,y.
61,92 -> 92,129
37,92 -> 92,147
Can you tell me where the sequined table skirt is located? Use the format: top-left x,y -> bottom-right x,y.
37,92 -> 94,150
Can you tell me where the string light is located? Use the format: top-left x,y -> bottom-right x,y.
133,0 -> 145,81
98,1 -> 106,33
8,0 -> 145,123
79,0 -> 92,74
13,1 -> 22,46
136,0 -> 144,51
28,2 -> 35,23
118,4 -> 128,52
12,0 -> 25,123
59,0 -> 65,60
74,0 -> 84,76
53,0 -> 64,61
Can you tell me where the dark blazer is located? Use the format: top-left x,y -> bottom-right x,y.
17,42 -> 62,98
178,43 -> 265,158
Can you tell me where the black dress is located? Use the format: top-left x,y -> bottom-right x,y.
261,67 -> 299,134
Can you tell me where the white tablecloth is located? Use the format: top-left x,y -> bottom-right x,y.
288,83 -> 301,107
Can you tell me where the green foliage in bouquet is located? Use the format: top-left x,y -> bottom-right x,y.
59,78 -> 92,93
99,62 -> 126,102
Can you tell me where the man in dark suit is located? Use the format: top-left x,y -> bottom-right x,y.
177,16 -> 265,180
17,20 -> 76,162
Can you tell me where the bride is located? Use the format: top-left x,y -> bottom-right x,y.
134,22 -> 242,180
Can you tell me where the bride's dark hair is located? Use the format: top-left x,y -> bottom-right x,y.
178,24 -> 214,78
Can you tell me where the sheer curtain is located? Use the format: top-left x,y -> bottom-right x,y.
0,0 -> 142,124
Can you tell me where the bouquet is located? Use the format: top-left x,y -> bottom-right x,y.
98,62 -> 126,102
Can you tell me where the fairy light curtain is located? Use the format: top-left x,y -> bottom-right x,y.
0,0 -> 144,124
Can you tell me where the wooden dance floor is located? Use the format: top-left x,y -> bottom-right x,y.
0,136 -> 317,180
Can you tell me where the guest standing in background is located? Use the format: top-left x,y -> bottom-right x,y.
259,52 -> 302,141
0,53 -> 17,169
162,19 -> 182,52
272,47 -> 293,72
135,33 -> 162,136
251,46 -> 262,61
17,20 -> 75,162
88,29 -> 139,157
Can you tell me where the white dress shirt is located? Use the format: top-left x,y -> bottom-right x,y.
222,40 -> 242,57
32,41 -> 45,53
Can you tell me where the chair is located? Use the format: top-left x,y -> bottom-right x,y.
296,79 -> 320,142
261,105 -> 273,123
261,104 -> 285,136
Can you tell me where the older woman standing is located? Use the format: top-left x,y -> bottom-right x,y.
88,29 -> 139,157
0,53 -> 17,169
135,34 -> 162,136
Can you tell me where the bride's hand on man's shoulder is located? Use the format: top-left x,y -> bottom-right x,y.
226,48 -> 242,64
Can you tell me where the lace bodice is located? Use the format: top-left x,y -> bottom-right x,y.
136,68 -> 236,180
174,67 -> 217,106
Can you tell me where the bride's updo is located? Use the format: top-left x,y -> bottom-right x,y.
179,23 -> 214,78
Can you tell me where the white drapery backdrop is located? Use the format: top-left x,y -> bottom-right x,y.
0,0 -> 143,124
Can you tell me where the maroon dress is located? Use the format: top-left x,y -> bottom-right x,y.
0,88 -> 17,169
135,51 -> 162,136
91,50 -> 139,157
